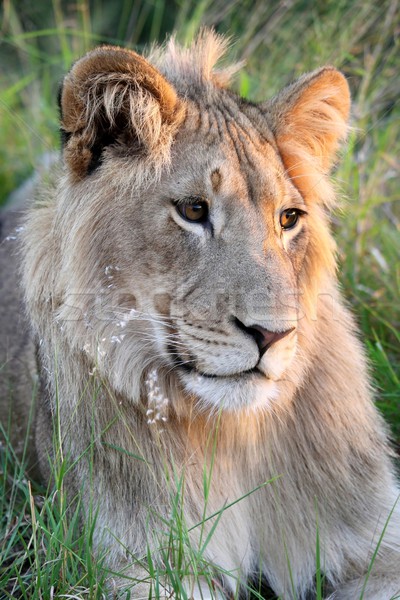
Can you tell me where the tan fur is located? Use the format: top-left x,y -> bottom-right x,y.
1,31 -> 399,599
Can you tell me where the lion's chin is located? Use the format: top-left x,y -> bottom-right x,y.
179,370 -> 280,413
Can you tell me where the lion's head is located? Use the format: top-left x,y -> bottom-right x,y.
24,31 -> 350,414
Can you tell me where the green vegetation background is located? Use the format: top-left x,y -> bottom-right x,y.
0,0 -> 399,597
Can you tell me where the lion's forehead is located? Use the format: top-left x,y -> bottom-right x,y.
171,94 -> 287,205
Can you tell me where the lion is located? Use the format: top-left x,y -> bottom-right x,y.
1,30 -> 399,599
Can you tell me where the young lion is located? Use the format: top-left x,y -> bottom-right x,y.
1,31 -> 399,599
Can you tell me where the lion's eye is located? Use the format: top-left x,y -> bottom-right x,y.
280,208 -> 304,230
176,200 -> 209,224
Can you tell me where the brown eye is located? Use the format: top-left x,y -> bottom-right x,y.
280,208 -> 303,230
177,200 -> 209,223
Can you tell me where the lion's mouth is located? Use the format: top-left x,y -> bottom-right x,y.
167,343 -> 264,380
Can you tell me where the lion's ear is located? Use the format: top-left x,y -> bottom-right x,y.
59,45 -> 184,179
264,67 -> 350,203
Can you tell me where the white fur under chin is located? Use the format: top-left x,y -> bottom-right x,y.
181,370 -> 279,413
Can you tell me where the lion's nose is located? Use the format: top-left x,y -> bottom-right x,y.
234,319 -> 295,357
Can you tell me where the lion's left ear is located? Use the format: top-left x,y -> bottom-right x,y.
264,67 -> 350,202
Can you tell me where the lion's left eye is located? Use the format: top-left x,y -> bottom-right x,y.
176,200 -> 209,224
280,208 -> 304,230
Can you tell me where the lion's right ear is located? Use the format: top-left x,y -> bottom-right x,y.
59,46 -> 185,179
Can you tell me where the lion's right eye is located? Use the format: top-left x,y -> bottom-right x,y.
176,200 -> 209,224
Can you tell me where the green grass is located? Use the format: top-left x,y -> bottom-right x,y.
1,417 -> 280,598
1,0 -> 399,598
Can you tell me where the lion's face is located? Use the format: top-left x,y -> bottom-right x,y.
43,36 -> 349,414
114,115 -> 303,411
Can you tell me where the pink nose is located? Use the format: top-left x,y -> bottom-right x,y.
235,319 -> 295,357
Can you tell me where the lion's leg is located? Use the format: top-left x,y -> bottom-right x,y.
327,576 -> 400,600
182,576 -> 229,600
327,516 -> 400,600
109,570 -> 228,599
